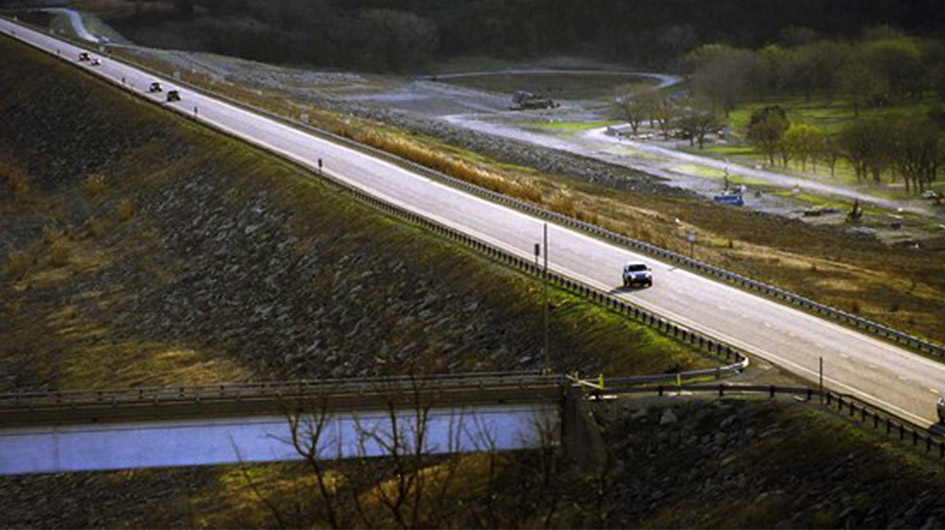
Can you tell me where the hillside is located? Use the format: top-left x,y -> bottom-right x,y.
0,35 -> 704,392
4,32 -> 945,530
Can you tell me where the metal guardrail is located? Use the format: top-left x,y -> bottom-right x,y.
590,383 -> 945,460
2,16 -> 943,361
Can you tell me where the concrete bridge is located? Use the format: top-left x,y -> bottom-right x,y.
0,373 -> 603,475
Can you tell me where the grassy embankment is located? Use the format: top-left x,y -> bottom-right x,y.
0,34 -> 708,393
97,43 -> 945,348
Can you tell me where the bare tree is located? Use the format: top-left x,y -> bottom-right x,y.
890,119 -> 944,193
839,117 -> 893,184
818,134 -> 842,178
676,106 -> 720,149
613,94 -> 648,136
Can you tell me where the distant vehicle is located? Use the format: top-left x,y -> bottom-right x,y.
622,262 -> 653,288
77,51 -> 90,62
509,90 -> 559,111
713,194 -> 744,206
938,395 -> 945,423
166,90 -> 181,102
89,57 -> 101,66
922,190 -> 940,200
148,82 -> 163,93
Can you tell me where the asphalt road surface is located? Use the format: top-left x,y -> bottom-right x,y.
3,19 -> 943,426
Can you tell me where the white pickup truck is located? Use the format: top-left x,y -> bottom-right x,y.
622,262 -> 653,288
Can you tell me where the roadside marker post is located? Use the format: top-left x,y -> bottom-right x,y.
688,230 -> 696,259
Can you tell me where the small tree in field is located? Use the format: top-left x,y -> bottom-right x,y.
613,94 -> 648,136
676,106 -> 720,149
747,106 -> 790,165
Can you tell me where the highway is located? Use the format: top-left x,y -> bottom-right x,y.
2,18 -> 944,426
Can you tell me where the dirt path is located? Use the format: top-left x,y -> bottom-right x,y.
41,7 -> 100,43
427,69 -> 681,89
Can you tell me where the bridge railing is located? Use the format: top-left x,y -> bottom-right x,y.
0,372 -> 559,410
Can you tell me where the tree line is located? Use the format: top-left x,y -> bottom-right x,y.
118,0 -> 945,72
677,29 -> 945,194
687,28 -> 945,115
746,106 -> 943,193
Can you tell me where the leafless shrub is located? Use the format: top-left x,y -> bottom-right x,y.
49,237 -> 69,267
7,251 -> 29,276
0,160 -> 30,200
116,198 -> 136,222
83,174 -> 108,196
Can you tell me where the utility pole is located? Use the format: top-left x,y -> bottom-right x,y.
543,223 -> 550,371
819,356 -> 824,404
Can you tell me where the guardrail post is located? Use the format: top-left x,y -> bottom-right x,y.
718,384 -> 724,397
769,385 -> 775,398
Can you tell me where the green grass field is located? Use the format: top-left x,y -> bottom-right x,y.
727,95 -> 939,136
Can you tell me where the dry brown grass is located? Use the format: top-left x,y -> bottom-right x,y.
116,198 -> 136,221
340,128 -> 544,203
7,251 -> 30,277
49,237 -> 69,268
0,159 -> 30,200
83,173 -> 108,196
